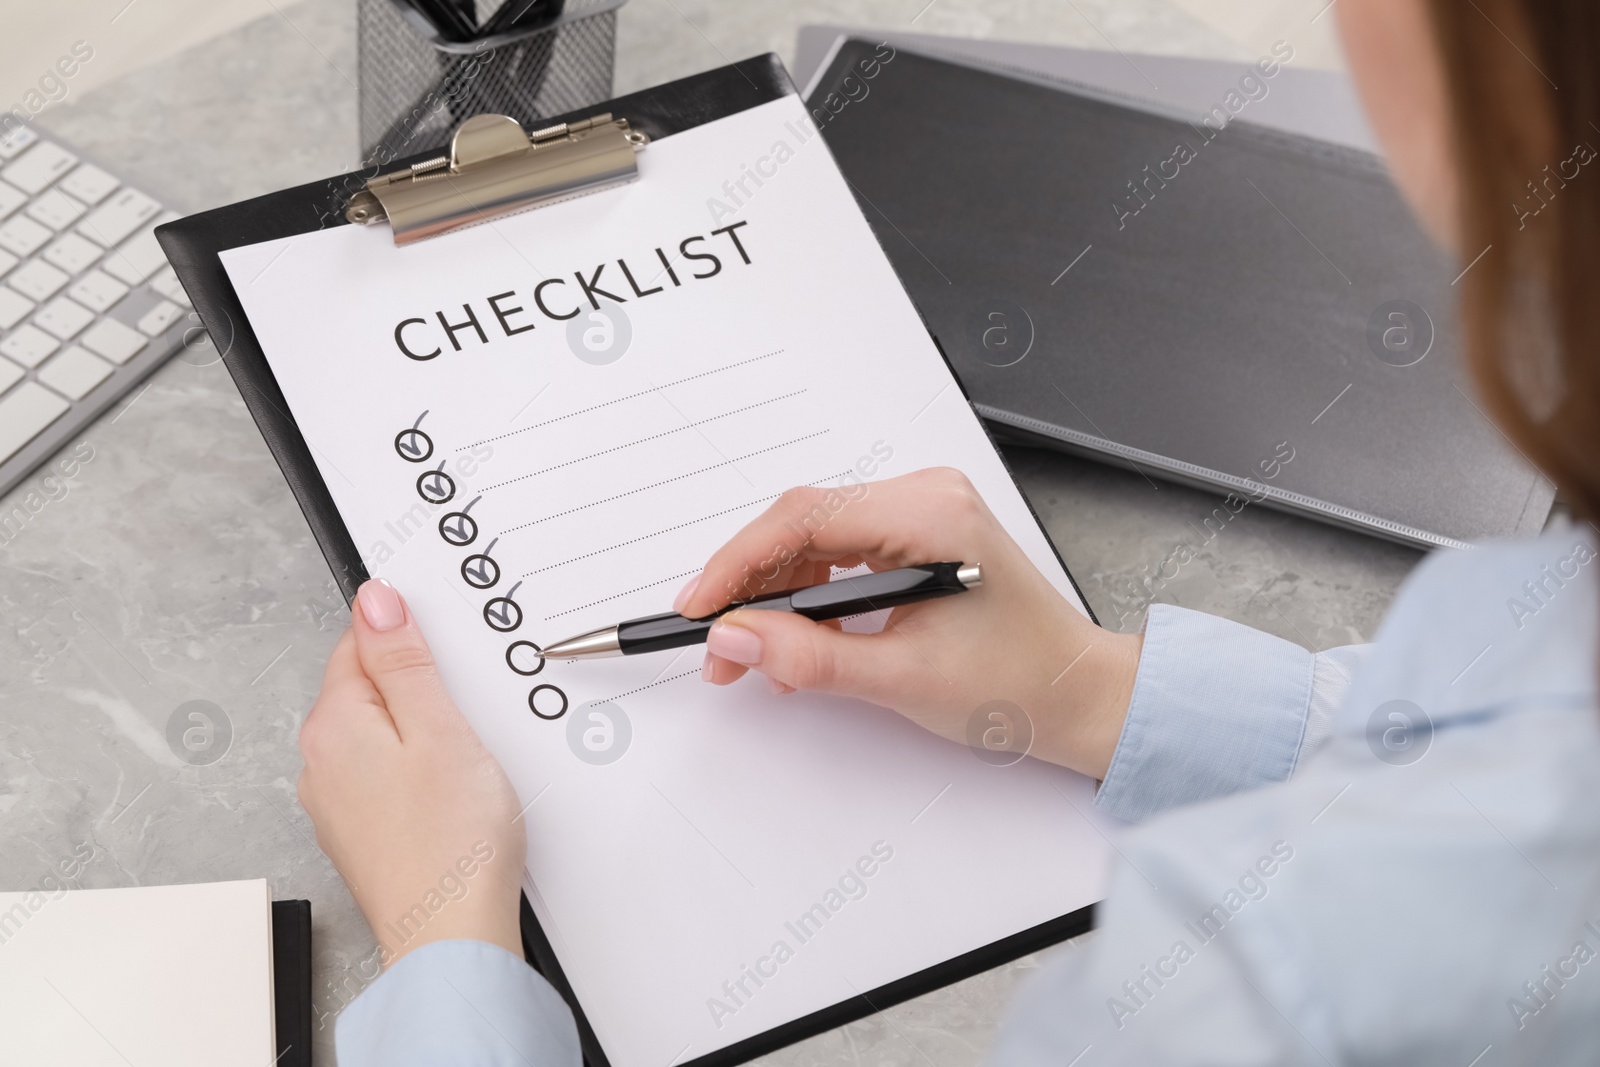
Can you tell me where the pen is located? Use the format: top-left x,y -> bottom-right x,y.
541,562 -> 983,660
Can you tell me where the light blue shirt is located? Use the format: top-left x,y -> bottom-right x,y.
337,524 -> 1600,1066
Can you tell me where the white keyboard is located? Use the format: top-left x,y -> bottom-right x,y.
0,124 -> 192,497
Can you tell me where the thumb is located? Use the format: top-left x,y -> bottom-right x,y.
352,579 -> 454,737
707,610 -> 915,705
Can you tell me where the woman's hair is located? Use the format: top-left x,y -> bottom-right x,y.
1427,0 -> 1600,523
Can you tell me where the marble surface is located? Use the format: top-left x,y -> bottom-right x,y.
3,2 -> 1420,1064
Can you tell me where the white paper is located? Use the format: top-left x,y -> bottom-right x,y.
0,879 -> 274,1064
222,94 -> 1111,1067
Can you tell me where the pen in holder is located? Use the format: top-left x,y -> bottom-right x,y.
357,0 -> 626,167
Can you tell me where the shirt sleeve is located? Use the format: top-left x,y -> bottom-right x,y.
1093,604 -> 1368,822
336,939 -> 582,1067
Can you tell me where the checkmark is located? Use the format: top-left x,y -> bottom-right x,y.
417,461 -> 455,504
484,581 -> 524,633
462,539 -> 500,589
393,411 -> 433,462
439,495 -> 482,546
394,429 -> 432,461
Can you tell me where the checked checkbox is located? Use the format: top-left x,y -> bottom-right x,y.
439,495 -> 482,546
394,410 -> 433,462
484,581 -> 524,632
462,538 -> 501,589
417,460 -> 456,504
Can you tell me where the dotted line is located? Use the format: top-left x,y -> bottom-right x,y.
546,569 -> 701,620
603,669 -> 700,704
463,349 -> 787,449
521,468 -> 852,575
480,390 -> 807,492
503,432 -> 830,532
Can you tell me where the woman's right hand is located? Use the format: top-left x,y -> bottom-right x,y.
677,468 -> 1142,780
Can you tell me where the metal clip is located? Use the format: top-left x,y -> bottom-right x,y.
346,112 -> 649,245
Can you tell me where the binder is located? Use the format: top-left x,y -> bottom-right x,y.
158,55 -> 1098,1067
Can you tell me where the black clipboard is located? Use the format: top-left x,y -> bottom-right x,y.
159,53 -> 1097,1067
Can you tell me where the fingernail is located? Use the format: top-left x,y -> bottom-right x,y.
673,574 -> 702,615
701,654 -> 713,682
358,578 -> 405,631
766,674 -> 787,696
706,620 -> 762,665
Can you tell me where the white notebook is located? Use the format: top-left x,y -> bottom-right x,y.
0,879 -> 275,1064
221,92 -> 1111,1067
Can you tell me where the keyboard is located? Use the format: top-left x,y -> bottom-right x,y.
0,124 -> 192,499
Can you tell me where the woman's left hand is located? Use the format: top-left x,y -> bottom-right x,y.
297,579 -> 526,967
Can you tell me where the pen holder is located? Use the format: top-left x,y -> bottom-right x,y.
358,0 -> 626,166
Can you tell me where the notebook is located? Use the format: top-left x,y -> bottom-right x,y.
177,56 -> 1114,1067
799,38 -> 1554,549
0,879 -> 282,1065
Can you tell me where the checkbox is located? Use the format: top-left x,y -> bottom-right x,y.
462,549 -> 500,589
394,427 -> 432,462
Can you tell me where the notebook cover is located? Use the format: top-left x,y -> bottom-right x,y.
272,899 -> 313,1067
807,40 -> 1554,548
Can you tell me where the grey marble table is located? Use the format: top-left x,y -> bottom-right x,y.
2,2 -> 1419,1064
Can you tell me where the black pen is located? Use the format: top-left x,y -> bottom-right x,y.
541,562 -> 982,660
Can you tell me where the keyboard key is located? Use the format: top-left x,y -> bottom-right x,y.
2,142 -> 77,195
0,287 -> 33,328
59,164 -> 118,205
34,296 -> 94,340
66,269 -> 128,313
0,126 -> 38,160
8,259 -> 68,301
138,299 -> 182,336
79,317 -> 147,364
0,381 -> 70,462
0,356 -> 21,394
77,188 -> 159,247
37,345 -> 113,400
104,227 -> 168,285
27,188 -> 87,231
42,232 -> 101,274
0,181 -> 24,220
0,323 -> 59,367
0,214 -> 52,257
0,249 -> 16,278
151,267 -> 191,307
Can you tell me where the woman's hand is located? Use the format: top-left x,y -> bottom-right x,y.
681,468 -> 1142,781
298,579 -> 525,967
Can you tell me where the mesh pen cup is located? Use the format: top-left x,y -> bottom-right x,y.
357,0 -> 626,166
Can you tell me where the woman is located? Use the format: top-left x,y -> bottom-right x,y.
297,0 -> 1600,1062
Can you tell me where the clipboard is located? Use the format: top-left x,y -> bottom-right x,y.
158,54 -> 1098,1067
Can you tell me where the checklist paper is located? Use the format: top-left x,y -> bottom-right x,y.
222,94 -> 1110,1067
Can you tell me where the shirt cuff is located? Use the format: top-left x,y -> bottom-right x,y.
336,939 -> 581,1067
1094,604 -> 1315,822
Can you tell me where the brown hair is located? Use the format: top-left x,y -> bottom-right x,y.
1426,0 -> 1600,524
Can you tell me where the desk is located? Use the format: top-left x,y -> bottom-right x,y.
1,2 -> 1420,1064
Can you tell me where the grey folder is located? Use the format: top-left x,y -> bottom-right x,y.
797,32 -> 1554,549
